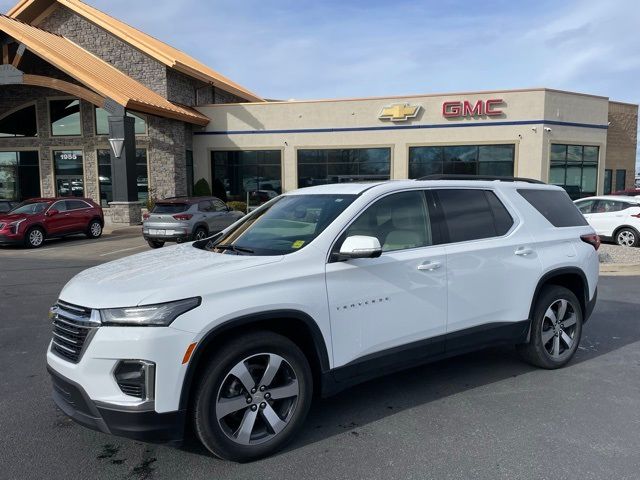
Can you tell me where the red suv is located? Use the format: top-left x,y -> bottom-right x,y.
0,198 -> 104,248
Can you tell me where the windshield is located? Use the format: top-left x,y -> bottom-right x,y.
200,194 -> 356,255
10,202 -> 49,215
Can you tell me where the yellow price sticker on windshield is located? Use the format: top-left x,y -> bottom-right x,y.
292,240 -> 305,249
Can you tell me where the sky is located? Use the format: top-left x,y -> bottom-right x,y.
2,0 -> 639,170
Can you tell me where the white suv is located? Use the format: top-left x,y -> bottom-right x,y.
47,178 -> 599,461
574,195 -> 640,247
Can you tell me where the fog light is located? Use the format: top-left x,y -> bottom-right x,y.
114,360 -> 155,400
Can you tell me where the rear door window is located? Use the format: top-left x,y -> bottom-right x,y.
212,199 -> 228,212
152,203 -> 189,214
436,189 -> 514,243
575,199 -> 596,214
594,200 -> 629,213
517,189 -> 588,227
66,200 -> 89,210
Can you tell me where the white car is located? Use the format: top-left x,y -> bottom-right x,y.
47,178 -> 599,462
574,195 -> 640,247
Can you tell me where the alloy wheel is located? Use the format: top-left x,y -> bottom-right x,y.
215,353 -> 299,446
541,299 -> 578,359
617,230 -> 636,247
195,229 -> 207,240
90,222 -> 102,237
29,229 -> 43,247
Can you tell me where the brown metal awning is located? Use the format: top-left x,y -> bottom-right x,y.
0,14 -> 210,126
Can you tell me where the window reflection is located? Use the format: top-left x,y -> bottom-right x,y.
409,144 -> 515,178
297,148 -> 390,187
549,144 -> 599,199
50,99 -> 81,136
97,148 -> 148,205
0,151 -> 40,200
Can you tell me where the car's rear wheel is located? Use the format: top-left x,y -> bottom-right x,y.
517,285 -> 582,369
24,226 -> 45,248
147,239 -> 164,249
86,219 -> 103,239
615,228 -> 639,247
193,226 -> 208,241
193,331 -> 312,462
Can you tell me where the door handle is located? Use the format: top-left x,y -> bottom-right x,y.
515,247 -> 534,256
417,261 -> 441,271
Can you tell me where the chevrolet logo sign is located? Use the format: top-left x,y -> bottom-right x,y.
378,103 -> 421,122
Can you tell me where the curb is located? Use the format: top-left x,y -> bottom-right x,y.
599,263 -> 640,276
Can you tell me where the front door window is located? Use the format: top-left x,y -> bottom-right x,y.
54,150 -> 84,197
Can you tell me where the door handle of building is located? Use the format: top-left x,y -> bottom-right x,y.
417,261 -> 441,271
515,247 -> 534,256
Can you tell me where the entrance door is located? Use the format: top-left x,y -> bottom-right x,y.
54,150 -> 84,197
325,190 -> 447,371
56,176 -> 84,197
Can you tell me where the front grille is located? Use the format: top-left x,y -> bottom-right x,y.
50,300 -> 100,363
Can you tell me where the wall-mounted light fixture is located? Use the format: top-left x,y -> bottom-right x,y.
109,138 -> 125,158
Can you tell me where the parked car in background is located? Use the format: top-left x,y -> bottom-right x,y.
0,199 -> 19,213
612,188 -> 640,197
0,198 -> 104,248
142,196 -> 244,248
575,195 -> 640,247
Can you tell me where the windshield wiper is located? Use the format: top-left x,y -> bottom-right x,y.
213,243 -> 254,254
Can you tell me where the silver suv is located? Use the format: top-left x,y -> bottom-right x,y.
142,197 -> 243,248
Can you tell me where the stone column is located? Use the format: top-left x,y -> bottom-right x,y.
107,109 -> 141,225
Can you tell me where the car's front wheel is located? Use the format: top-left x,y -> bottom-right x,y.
615,227 -> 639,247
517,285 -> 583,369
86,219 -> 103,239
24,226 -> 45,248
193,331 -> 313,462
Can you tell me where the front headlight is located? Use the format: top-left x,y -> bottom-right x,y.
100,297 -> 200,326
9,218 -> 26,234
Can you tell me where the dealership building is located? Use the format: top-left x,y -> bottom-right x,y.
1,0 -> 638,223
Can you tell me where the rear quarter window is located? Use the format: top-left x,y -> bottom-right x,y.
152,203 -> 189,214
517,189 -> 588,227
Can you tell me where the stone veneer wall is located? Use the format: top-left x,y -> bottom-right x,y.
38,5 -> 167,96
606,102 -> 638,189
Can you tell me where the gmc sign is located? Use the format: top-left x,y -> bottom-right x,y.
442,98 -> 504,118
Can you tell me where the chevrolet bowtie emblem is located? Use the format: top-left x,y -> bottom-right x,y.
378,103 -> 421,122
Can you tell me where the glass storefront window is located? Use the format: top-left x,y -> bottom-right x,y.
0,104 -> 38,137
50,99 -> 81,136
97,148 -> 148,205
549,144 -> 599,199
95,108 -> 147,135
409,144 -> 515,178
54,150 -> 84,197
186,150 -> 194,196
604,169 -> 612,195
297,148 -> 390,188
615,169 -> 626,191
211,150 -> 282,205
0,151 -> 40,200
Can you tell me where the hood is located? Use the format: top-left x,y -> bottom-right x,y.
60,243 -> 283,308
0,213 -> 28,222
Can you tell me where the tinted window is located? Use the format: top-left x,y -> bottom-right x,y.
575,199 -> 596,214
198,200 -> 213,212
518,189 -> 588,227
66,200 -> 89,210
50,99 -> 81,136
0,104 -> 37,137
343,191 -> 433,252
297,148 -> 391,188
437,189 -> 511,243
152,203 -> 189,214
50,201 -> 67,212
212,199 -> 228,212
594,200 -> 628,213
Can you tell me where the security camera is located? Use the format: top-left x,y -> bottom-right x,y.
544,127 -> 552,133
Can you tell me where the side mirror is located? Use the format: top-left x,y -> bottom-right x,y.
339,235 -> 382,259
47,208 -> 59,216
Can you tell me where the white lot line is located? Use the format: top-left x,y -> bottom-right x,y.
99,245 -> 148,257
2,234 -> 140,255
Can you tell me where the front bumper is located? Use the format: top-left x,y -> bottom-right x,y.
0,232 -> 23,245
49,366 -> 185,444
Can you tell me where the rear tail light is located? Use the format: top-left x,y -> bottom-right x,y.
142,213 -> 150,220
581,233 -> 600,251
173,213 -> 193,220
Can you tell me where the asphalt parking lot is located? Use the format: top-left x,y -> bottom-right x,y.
1,236 -> 639,480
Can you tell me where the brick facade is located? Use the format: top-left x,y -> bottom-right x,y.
606,102 -> 638,190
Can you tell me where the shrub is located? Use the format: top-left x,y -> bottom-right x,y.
212,178 -> 228,202
227,201 -> 247,214
193,178 -> 212,196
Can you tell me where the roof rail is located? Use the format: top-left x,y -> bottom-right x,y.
416,174 -> 545,184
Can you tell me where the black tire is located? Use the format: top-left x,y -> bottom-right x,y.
86,219 -> 103,239
147,239 -> 164,249
517,285 -> 583,369
193,226 -> 208,241
193,331 -> 313,462
24,226 -> 45,248
615,227 -> 639,247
